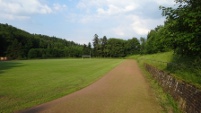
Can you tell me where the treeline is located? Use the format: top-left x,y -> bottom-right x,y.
0,23 -> 141,59
0,23 -> 83,59
91,34 -> 140,57
141,0 -> 201,57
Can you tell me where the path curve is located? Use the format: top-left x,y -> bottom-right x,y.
20,60 -> 162,113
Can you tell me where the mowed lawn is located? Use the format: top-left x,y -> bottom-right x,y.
0,59 -> 123,113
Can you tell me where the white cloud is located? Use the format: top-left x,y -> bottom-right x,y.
0,13 -> 30,20
130,15 -> 150,35
74,0 -> 174,38
0,0 -> 67,20
77,0 -> 105,9
53,3 -> 67,12
0,0 -> 52,14
125,5 -> 136,12
153,0 -> 175,6
112,27 -> 125,36
77,0 -> 174,11
97,4 -> 137,15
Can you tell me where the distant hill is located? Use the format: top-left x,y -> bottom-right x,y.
0,23 -> 83,59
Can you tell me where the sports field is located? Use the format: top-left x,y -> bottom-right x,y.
0,59 -> 123,113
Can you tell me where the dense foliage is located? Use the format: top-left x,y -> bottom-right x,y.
160,0 -> 201,56
0,24 -> 141,59
141,0 -> 201,57
0,23 -> 83,59
92,34 -> 140,57
140,26 -> 172,54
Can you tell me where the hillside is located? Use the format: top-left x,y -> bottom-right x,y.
0,23 -> 84,59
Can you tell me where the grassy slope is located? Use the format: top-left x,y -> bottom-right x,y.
0,59 -> 123,113
128,51 -> 201,87
127,51 -> 173,70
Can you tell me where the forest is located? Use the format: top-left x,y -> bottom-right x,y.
0,24 -> 140,59
0,23 -> 84,59
0,0 -> 200,60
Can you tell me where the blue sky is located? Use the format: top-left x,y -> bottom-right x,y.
0,0 -> 175,44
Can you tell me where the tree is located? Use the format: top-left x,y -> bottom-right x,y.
101,36 -> 108,57
83,44 -> 89,55
140,37 -> 146,54
106,38 -> 126,57
0,34 -> 7,56
88,42 -> 92,55
125,37 -> 140,55
143,25 -> 172,54
160,0 -> 201,56
6,39 -> 23,59
92,34 -> 100,57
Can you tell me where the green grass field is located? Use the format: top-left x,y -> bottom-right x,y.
0,59 -> 123,113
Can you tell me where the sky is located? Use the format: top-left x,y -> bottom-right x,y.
0,0 -> 175,44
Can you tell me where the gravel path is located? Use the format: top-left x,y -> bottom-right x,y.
20,60 -> 162,113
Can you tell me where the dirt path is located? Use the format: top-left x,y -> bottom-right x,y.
20,60 -> 162,113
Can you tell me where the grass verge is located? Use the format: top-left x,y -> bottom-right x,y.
0,58 -> 123,113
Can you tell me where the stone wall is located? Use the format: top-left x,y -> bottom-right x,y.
145,63 -> 201,113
